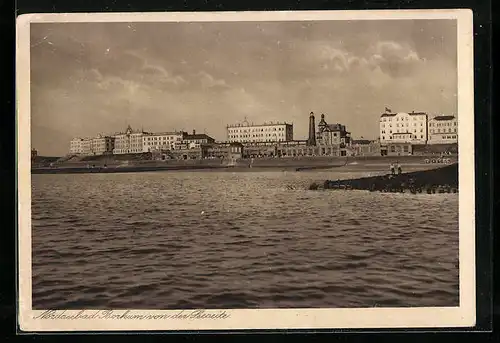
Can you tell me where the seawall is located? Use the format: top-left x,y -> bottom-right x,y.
31,155 -> 457,175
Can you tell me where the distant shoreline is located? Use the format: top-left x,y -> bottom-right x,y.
31,160 -> 453,175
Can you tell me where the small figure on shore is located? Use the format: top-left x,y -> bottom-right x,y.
390,163 -> 395,175
397,161 -> 402,175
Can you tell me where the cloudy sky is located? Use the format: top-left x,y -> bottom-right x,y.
30,19 -> 457,156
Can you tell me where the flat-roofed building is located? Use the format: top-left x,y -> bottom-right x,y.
170,147 -> 204,160
70,138 -> 86,155
427,115 -> 458,144
351,139 -> 381,156
205,142 -> 244,160
277,140 -> 320,157
241,141 -> 278,158
142,131 -> 183,152
379,111 -> 428,144
91,135 -> 115,155
69,137 -> 92,155
81,138 -> 92,155
381,142 -> 414,156
227,121 -> 293,143
71,135 -> 114,155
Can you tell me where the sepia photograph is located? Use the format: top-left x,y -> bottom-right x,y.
17,10 -> 475,331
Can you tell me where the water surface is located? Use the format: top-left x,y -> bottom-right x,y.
32,170 -> 459,309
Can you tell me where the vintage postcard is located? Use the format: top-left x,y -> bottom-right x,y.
17,9 -> 475,332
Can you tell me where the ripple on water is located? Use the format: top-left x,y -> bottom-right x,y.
31,172 -> 459,309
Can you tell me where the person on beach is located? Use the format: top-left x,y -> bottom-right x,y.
397,161 -> 402,175
390,163 -> 395,175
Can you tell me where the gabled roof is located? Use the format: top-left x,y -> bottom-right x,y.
319,123 -> 345,131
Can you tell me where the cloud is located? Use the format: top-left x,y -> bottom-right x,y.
197,71 -> 229,89
140,63 -> 187,86
302,40 -> 424,78
367,41 -> 425,77
29,21 -> 458,155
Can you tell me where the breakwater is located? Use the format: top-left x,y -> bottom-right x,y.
310,163 -> 458,194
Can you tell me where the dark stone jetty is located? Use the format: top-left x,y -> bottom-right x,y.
309,163 -> 458,194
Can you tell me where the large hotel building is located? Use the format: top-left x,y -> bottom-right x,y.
378,110 -> 457,145
379,111 -> 428,144
70,135 -> 115,156
113,126 -> 147,154
378,109 -> 458,156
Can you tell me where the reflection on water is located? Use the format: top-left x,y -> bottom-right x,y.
31,171 -> 459,309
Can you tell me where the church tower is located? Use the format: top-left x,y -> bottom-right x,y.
307,112 -> 316,146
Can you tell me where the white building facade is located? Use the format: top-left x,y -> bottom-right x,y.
427,115 -> 458,144
113,126 -> 147,154
379,111 -> 428,144
70,136 -> 115,155
70,138 -> 87,155
227,122 -> 293,143
142,131 -> 183,152
91,135 -> 115,155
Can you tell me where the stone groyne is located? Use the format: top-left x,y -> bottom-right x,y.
309,163 -> 458,194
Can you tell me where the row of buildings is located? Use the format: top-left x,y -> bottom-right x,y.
69,112 -> 356,159
379,110 -> 458,145
70,126 -> 215,156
